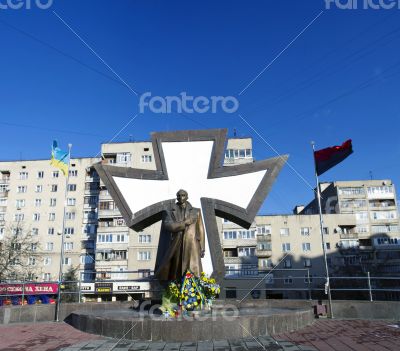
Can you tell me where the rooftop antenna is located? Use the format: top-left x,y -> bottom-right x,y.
129,134 -> 133,142
369,170 -> 373,180
233,128 -> 237,137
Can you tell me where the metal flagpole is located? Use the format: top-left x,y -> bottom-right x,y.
311,141 -> 333,318
55,143 -> 72,322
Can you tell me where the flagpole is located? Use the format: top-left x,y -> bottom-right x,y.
55,143 -> 72,322
311,141 -> 333,318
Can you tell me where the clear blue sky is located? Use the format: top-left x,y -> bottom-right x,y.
1,0 -> 399,214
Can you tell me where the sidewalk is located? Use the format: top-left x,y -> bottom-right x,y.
0,319 -> 399,351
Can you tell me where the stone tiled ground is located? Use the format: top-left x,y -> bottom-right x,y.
0,319 -> 399,351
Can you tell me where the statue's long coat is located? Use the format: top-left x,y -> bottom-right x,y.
155,202 -> 205,280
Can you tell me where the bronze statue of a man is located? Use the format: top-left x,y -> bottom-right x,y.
155,189 -> 205,281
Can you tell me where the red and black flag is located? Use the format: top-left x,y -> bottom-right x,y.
314,139 -> 353,176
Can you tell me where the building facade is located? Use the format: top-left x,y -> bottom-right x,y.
1,137 -> 399,301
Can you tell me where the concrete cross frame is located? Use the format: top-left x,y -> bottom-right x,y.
94,129 -> 288,283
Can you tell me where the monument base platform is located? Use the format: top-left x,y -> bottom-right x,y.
67,300 -> 314,342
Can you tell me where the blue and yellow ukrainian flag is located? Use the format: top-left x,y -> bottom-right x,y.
50,140 -> 69,176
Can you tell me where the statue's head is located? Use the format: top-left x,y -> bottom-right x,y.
176,189 -> 188,205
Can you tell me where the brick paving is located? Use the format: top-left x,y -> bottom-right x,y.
0,319 -> 399,351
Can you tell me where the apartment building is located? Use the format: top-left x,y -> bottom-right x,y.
301,180 -> 400,276
0,157 -> 99,282
1,137 -> 399,301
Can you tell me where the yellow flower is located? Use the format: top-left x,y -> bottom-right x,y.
194,302 -> 198,306
185,296 -> 188,301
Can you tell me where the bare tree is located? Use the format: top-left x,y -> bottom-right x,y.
0,223 -> 42,282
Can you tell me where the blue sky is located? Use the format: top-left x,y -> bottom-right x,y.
1,0 -> 399,214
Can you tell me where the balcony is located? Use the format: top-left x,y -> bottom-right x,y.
98,209 -> 121,217
340,233 -> 359,240
257,234 -> 271,241
256,249 -> 272,257
85,175 -> 100,182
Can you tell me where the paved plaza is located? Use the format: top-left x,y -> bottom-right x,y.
0,320 -> 399,351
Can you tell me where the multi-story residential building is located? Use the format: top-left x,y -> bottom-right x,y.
0,157 -> 99,282
301,180 -> 400,276
1,137 -> 399,301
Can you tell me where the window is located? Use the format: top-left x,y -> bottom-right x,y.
83,225 -> 96,235
63,257 -> 72,265
37,171 -> 44,179
35,199 -> 42,207
99,201 -> 114,210
69,170 -> 78,177
323,227 -> 329,235
238,247 -> 256,257
19,172 -> 28,180
14,213 -> 24,221
117,152 -> 131,164
283,258 -> 292,268
284,277 -> 293,284
32,228 -> 39,236
138,269 -> 151,278
33,213 -> 40,221
367,186 -> 394,196
16,199 -> 25,208
138,251 -> 151,261
67,184 -> 77,191
280,228 -> 290,236
43,273 -> 51,281
116,234 -> 127,243
0,198 -> 7,206
259,258 -> 273,268
64,227 -> 75,235
51,184 -> 58,192
339,187 -> 364,195
44,257 -> 52,266
138,234 -> 151,243
65,212 -> 76,220
17,186 -> 27,193
239,230 -> 256,239
303,258 -> 312,267
64,242 -> 73,251
29,257 -> 36,266
371,211 -> 397,220
301,227 -> 310,236
325,242 -> 331,250
223,231 -> 237,240
50,198 -> 57,207
84,196 -> 98,206
46,242 -> 54,251
35,185 -> 43,193
67,198 -> 76,206
302,243 -> 311,252
372,225 -> 398,234
30,243 -> 37,251
80,255 -> 94,264
48,227 -> 55,235
97,234 -> 112,243
257,225 -> 271,235
48,213 -> 55,221
116,218 -> 125,226
52,171 -> 59,178
282,243 -> 291,252
258,242 -> 271,251
141,155 -> 152,163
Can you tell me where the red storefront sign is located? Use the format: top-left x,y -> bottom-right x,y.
0,283 -> 58,295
